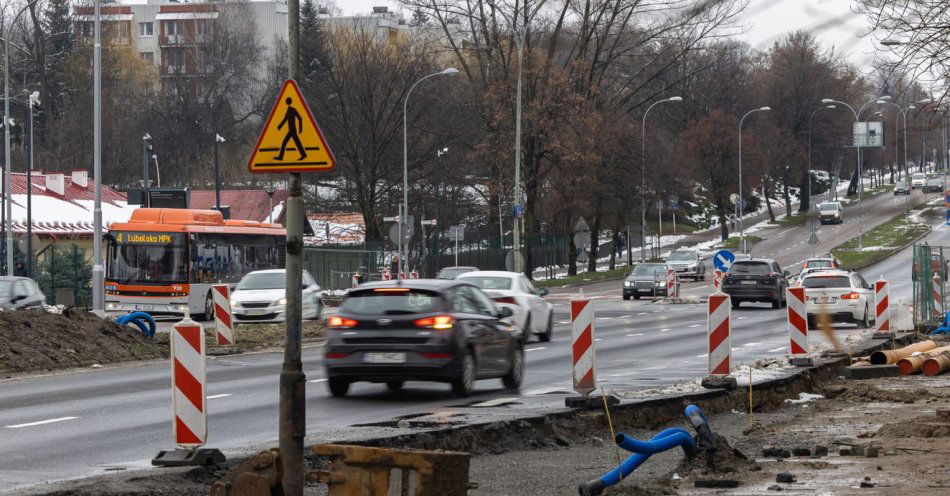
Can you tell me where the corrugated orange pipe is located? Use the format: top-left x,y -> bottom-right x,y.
922,352 -> 950,376
896,345 -> 950,375
870,340 -> 937,365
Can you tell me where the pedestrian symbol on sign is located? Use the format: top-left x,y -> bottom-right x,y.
274,97 -> 307,161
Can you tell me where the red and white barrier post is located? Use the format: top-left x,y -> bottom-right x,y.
152,314 -> 224,466
570,298 -> 596,397
351,272 -> 361,288
933,274 -> 943,318
786,287 -> 812,366
410,269 -> 419,279
211,285 -> 234,346
381,269 -> 392,281
712,269 -> 724,291
706,293 -> 732,375
875,277 -> 890,333
666,268 -> 679,299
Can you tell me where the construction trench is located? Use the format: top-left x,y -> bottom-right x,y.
11,330 -> 950,496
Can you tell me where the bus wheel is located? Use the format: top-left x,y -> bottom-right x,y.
198,292 -> 213,321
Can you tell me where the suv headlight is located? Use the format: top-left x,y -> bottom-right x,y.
624,281 -> 632,287
277,297 -> 287,305
655,281 -> 665,287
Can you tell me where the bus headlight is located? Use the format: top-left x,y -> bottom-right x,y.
106,302 -> 119,310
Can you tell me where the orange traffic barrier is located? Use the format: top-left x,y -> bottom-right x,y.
870,340 -> 937,365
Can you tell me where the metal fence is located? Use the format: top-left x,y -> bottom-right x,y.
912,242 -> 948,328
36,244 -> 92,307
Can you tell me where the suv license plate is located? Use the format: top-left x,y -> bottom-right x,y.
740,280 -> 757,285
364,352 -> 407,364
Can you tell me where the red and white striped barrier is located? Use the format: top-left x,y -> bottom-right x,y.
707,293 -> 731,375
381,269 -> 392,281
712,269 -> 724,292
211,284 -> 233,346
171,316 -> 207,447
666,268 -> 678,298
933,274 -> 943,317
351,273 -> 361,288
410,270 -> 419,279
571,298 -> 596,395
786,287 -> 808,355
875,278 -> 890,331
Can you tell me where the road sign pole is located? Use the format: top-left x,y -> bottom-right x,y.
280,1 -> 305,494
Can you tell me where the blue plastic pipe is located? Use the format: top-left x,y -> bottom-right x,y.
578,428 -> 696,495
115,311 -> 157,338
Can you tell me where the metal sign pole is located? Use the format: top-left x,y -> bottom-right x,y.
281,1 -> 305,494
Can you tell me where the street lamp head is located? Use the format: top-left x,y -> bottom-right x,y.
821,98 -> 835,104
878,95 -> 892,101
759,106 -> 771,111
440,68 -> 460,76
668,96 -> 683,102
215,134 -> 226,143
143,133 -> 151,141
880,39 -> 905,46
908,105 -> 916,110
875,100 -> 887,104
826,105 -> 836,109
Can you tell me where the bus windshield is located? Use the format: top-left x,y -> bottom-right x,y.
107,232 -> 188,285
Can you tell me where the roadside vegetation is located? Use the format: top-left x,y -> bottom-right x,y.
154,320 -> 327,353
717,235 -> 763,250
832,213 -> 932,268
535,266 -> 633,289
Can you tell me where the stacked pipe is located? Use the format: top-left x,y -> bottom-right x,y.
922,351 -> 950,376
896,345 -> 950,375
869,340 -> 936,365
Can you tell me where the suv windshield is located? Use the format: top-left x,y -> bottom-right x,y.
729,261 -> 770,275
460,276 -> 513,290
667,251 -> 696,262
437,268 -> 474,279
341,289 -> 443,315
819,204 -> 839,212
804,259 -> 835,269
238,272 -> 285,290
631,264 -> 667,277
803,276 -> 851,288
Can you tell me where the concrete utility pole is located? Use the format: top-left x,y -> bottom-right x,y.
27,91 -> 39,277
142,134 -> 152,207
92,0 -> 104,315
281,0 -> 305,494
738,106 -> 770,254
214,134 -> 225,210
640,96 -> 681,262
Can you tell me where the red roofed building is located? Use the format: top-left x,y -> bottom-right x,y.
190,189 -> 291,224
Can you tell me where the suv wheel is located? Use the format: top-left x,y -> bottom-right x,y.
731,299 -> 740,309
386,381 -> 404,391
502,348 -> 524,390
538,312 -> 553,343
861,305 -> 871,328
452,353 -> 476,397
328,377 -> 350,397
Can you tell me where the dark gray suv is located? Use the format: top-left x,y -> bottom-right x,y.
721,259 -> 790,309
324,279 -> 523,397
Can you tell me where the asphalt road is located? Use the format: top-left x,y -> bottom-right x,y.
0,188 -> 940,492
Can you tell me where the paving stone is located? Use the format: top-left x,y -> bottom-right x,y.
839,365 -> 899,379
776,473 -> 796,483
701,375 -> 738,390
792,448 -> 811,457
814,445 -> 829,457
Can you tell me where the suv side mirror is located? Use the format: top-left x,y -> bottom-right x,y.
538,288 -> 549,297
497,306 -> 514,318
783,270 -> 790,278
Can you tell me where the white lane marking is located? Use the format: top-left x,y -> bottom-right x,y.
5,417 -> 78,429
778,228 -> 796,235
637,312 -> 648,316
737,316 -> 748,320
207,394 -> 232,400
526,347 -> 547,352
688,324 -> 701,328
307,378 -> 328,383
768,347 -> 787,352
693,285 -> 710,289
660,328 -> 671,332
742,342 -> 761,347
595,338 -> 603,342
626,333 -> 644,337
696,353 -> 708,358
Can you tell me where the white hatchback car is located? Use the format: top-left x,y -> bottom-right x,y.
457,270 -> 554,342
801,270 -> 874,327
230,269 -> 323,323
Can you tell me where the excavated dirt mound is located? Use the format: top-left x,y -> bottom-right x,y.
675,434 -> 757,476
876,414 -> 950,438
821,383 -> 938,404
0,307 -> 167,374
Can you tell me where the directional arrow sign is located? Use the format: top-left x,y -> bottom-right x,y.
713,249 -> 736,272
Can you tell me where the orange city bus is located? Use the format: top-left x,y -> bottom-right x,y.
105,208 -> 286,319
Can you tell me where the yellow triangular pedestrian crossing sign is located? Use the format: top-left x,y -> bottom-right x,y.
247,79 -> 336,173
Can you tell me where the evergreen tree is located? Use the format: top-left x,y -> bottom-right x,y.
45,0 -> 73,56
300,0 -> 327,79
42,0 -> 74,118
409,8 -> 429,27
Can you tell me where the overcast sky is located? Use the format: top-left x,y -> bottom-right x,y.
339,0 -> 880,69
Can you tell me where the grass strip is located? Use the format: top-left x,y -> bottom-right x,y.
831,214 -> 931,269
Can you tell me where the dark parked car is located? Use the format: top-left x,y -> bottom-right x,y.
721,259 -> 790,309
324,279 -> 523,397
0,276 -> 46,311
923,178 -> 944,193
622,263 -> 670,300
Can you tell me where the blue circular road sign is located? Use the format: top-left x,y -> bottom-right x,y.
713,249 -> 736,272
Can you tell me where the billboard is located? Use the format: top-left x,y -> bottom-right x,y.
853,121 -> 885,148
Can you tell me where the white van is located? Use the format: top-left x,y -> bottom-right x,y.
912,173 -> 927,189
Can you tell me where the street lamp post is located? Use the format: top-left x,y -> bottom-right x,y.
435,147 -> 447,272
152,154 -> 161,187
640,96 -> 682,262
738,106 -> 771,253
401,68 -> 458,277
27,91 -> 39,277
142,134 -> 151,207
91,0 -> 104,315
214,134 -> 225,210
